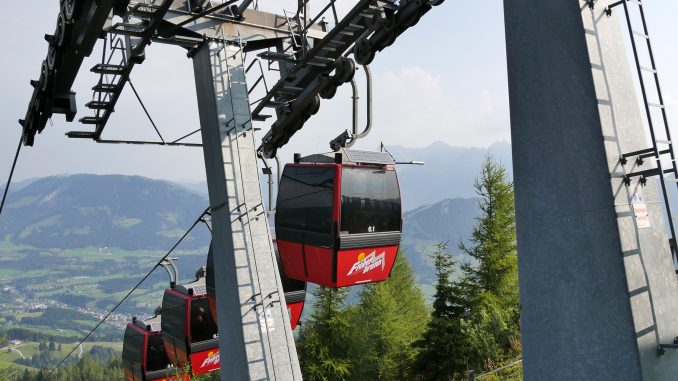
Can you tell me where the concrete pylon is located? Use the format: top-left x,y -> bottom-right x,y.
505,1 -> 678,379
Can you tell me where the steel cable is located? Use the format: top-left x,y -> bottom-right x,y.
48,206 -> 210,374
0,135 -> 23,218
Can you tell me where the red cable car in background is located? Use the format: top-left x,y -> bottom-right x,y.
206,240 -> 306,329
275,149 -> 402,288
161,267 -> 220,376
122,308 -> 184,381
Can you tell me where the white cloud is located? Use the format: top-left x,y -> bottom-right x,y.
368,66 -> 510,148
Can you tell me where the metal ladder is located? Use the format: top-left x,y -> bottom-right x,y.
283,9 -> 303,55
67,1 -> 174,140
246,58 -> 271,106
217,41 -> 299,380
219,42 -> 271,379
608,0 -> 678,267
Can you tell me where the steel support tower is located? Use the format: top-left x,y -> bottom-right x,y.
17,1 -> 446,380
193,39 -> 301,379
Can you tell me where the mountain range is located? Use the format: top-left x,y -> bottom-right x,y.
0,174 -> 210,250
401,197 -> 479,283
0,141 -> 509,283
388,141 -> 512,210
174,140 -> 513,211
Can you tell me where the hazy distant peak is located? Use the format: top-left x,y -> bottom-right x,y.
405,197 -> 479,216
423,140 -> 512,152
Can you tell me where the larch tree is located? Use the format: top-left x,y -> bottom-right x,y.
349,252 -> 429,380
296,286 -> 353,381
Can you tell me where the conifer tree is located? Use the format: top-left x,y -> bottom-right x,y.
459,155 -> 519,370
460,154 -> 518,310
413,243 -> 471,380
350,252 -> 429,380
414,155 -> 519,380
297,286 -> 353,381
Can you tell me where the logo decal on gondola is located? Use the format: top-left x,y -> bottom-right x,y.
200,351 -> 220,369
347,251 -> 386,276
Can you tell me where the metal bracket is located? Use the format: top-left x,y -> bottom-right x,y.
658,336 -> 678,355
329,64 -> 372,151
622,168 -> 660,187
607,0 -> 625,10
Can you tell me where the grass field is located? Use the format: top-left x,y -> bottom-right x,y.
0,240 -> 238,370
13,312 -> 42,321
0,340 -> 122,369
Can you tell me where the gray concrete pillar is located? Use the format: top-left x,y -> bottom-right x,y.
505,1 -> 678,379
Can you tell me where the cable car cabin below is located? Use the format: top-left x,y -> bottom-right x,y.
161,268 -> 219,376
206,241 -> 306,329
122,313 -> 181,381
275,149 -> 402,288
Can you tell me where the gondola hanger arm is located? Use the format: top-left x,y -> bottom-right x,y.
329,64 -> 373,151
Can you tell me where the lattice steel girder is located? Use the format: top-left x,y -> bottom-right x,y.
25,0 -> 328,147
257,0 -> 446,158
20,0 -> 120,146
162,4 -> 326,42
193,39 -> 302,381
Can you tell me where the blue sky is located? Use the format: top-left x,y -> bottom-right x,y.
0,1 -> 676,183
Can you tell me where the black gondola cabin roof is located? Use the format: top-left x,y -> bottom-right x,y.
133,314 -> 162,333
174,277 -> 207,297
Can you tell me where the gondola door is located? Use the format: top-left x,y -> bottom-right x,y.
187,295 -> 220,375
334,165 -> 401,286
161,284 -> 219,376
276,164 -> 338,286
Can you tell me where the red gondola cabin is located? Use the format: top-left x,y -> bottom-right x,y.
275,150 -> 402,288
161,267 -> 220,376
206,241 -> 306,329
122,310 -> 183,381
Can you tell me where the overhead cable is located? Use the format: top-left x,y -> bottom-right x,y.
0,135 -> 23,218
473,359 -> 523,380
49,206 -> 211,374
